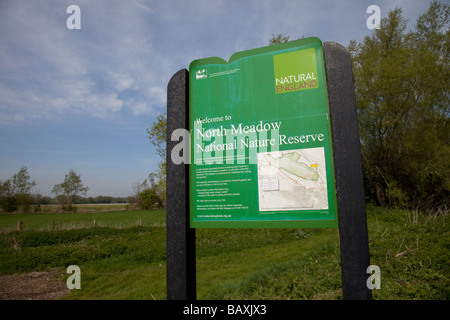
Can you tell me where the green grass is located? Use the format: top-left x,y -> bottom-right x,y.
196,228 -> 341,299
366,206 -> 449,299
0,209 -> 165,231
0,205 -> 448,300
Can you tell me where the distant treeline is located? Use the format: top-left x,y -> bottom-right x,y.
37,195 -> 131,205
0,166 -> 153,213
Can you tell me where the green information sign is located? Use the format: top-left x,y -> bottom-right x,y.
189,37 -> 338,228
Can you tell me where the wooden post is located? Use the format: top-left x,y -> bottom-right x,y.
166,69 -> 196,300
324,42 -> 372,300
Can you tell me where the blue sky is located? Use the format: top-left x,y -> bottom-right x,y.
0,0 -> 434,197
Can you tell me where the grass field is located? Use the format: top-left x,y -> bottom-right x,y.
0,208 -> 164,231
0,205 -> 448,300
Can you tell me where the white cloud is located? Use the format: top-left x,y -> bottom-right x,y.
13,114 -> 25,122
50,98 -> 70,112
148,87 -> 166,105
112,73 -> 135,92
130,102 -> 150,116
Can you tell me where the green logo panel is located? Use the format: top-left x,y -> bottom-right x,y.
273,48 -> 319,94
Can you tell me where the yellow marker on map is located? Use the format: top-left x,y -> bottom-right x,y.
310,164 -> 318,169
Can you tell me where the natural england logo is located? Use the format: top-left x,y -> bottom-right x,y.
273,48 -> 318,94
196,69 -> 207,79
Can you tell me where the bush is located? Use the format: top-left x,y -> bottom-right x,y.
140,188 -> 162,209
1,196 -> 18,212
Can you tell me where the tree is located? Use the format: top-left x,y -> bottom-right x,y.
131,180 -> 146,208
0,179 -> 17,212
146,113 -> 167,206
348,2 -> 449,211
143,173 -> 164,209
0,166 -> 36,212
268,2 -> 449,211
140,187 -> 162,210
131,173 -> 164,210
269,33 -> 290,45
52,169 -> 89,211
269,33 -> 304,45
147,113 -> 167,162
10,166 -> 37,195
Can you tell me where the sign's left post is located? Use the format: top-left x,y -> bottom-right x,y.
166,69 -> 196,300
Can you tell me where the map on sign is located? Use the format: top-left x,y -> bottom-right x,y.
257,147 -> 329,211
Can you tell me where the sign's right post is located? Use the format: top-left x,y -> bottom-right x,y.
324,42 -> 372,300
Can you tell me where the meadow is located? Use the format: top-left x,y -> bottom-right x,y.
0,205 -> 448,300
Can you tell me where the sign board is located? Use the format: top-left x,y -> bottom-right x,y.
188,37 -> 338,228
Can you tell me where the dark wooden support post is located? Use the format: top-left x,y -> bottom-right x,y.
324,42 -> 372,300
166,69 -> 196,300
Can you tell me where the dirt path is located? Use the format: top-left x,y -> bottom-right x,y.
0,269 -> 70,300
